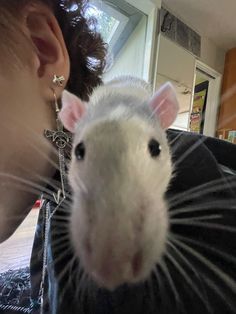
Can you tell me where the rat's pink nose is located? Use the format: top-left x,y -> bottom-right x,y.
90,250 -> 143,289
132,251 -> 143,277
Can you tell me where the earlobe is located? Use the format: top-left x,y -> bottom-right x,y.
24,3 -> 70,96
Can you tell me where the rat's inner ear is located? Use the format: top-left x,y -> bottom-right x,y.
149,82 -> 179,129
59,90 -> 85,133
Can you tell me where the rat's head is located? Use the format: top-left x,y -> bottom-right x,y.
60,81 -> 179,290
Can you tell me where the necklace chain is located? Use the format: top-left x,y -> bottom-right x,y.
39,111 -> 72,313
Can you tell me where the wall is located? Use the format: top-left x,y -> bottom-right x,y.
103,15 -> 147,82
218,47 -> 236,133
171,112 -> 189,131
161,5 -> 226,74
155,36 -> 195,130
156,35 -> 196,90
200,37 -> 226,74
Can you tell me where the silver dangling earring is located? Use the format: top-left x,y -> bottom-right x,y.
39,75 -> 72,314
44,74 -> 72,208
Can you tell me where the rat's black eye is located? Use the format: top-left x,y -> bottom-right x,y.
148,139 -> 161,158
75,142 -> 86,160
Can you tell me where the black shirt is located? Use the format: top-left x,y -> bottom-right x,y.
28,129 -> 236,314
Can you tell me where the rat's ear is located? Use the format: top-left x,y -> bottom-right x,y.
60,90 -> 85,133
149,82 -> 179,129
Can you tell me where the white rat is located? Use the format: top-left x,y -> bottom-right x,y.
59,75 -> 179,290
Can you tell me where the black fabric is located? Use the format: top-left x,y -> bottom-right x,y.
168,128 -> 236,171
0,268 -> 32,314
28,129 -> 236,314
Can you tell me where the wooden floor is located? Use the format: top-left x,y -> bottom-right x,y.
0,208 -> 39,273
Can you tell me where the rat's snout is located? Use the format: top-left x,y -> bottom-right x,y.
85,240 -> 144,290
71,187 -> 169,290
70,121 -> 170,290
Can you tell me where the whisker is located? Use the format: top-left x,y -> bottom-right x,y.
51,237 -> 70,251
171,220 -> 236,233
51,214 -> 71,222
48,197 -> 70,221
50,228 -> 70,236
146,275 -> 156,313
14,161 -> 62,192
159,259 -> 180,305
171,237 -> 236,293
55,256 -> 75,287
2,182 -> 54,205
152,266 -> 165,300
204,277 -> 236,312
173,234 -> 236,265
0,172 -> 55,199
168,131 -> 184,147
165,248 -> 211,311
168,177 -> 236,201
75,269 -> 85,302
7,116 -> 63,163
0,211 -> 40,222
166,239 -> 211,311
149,97 -> 167,119
59,255 -> 78,302
16,165 -> 74,206
33,174 -> 72,200
170,200 -> 236,217
74,175 -> 88,195
168,176 -> 236,208
50,235 -> 70,250
52,245 -> 73,267
173,136 -> 206,167
77,272 -> 89,303
50,221 -> 70,230
170,214 -> 223,223
50,205 -> 72,215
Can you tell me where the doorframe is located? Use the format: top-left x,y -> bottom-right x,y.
190,60 -> 222,137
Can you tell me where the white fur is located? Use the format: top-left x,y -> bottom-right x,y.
89,75 -> 151,107
68,76 -> 175,290
108,105 -> 128,120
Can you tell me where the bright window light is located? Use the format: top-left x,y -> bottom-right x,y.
85,5 -> 120,44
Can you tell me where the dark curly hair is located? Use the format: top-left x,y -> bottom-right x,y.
41,0 -> 107,100
1,0 -> 107,100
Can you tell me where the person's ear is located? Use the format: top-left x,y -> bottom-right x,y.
23,3 -> 70,99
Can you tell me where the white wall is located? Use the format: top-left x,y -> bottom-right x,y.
103,16 -> 147,82
200,37 -> 225,74
155,36 -> 195,131
171,112 -> 189,131
161,4 -> 226,74
156,35 -> 196,90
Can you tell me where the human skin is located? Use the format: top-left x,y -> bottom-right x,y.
0,2 -> 70,242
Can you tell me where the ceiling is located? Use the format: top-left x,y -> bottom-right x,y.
162,0 -> 236,51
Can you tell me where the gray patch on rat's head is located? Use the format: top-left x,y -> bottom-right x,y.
75,91 -> 159,136
82,120 -> 128,176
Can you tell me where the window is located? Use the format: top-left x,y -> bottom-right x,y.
86,0 -> 144,60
